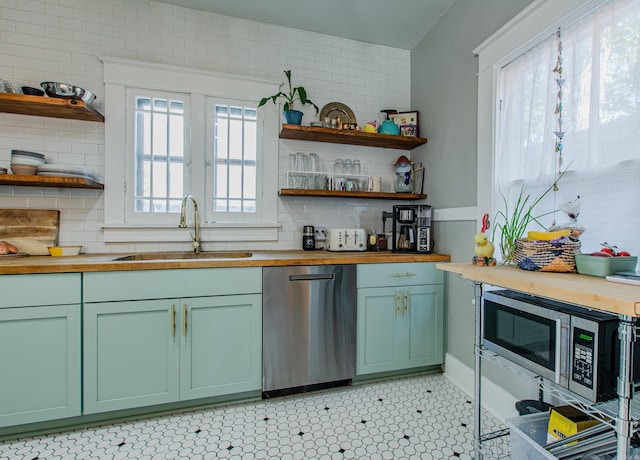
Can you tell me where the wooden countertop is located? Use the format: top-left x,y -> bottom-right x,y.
437,262 -> 640,317
0,250 -> 451,275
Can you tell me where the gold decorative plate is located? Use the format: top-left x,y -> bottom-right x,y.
320,102 -> 356,125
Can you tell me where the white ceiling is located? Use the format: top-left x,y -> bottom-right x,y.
156,0 -> 455,50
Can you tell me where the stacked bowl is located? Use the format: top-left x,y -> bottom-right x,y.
11,150 -> 45,175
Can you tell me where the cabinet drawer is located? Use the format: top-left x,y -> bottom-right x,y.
0,273 -> 81,308
357,262 -> 442,288
84,267 -> 262,302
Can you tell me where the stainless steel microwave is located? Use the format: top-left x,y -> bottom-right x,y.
482,289 -> 639,402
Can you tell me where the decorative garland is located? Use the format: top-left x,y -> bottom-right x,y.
552,28 -> 565,225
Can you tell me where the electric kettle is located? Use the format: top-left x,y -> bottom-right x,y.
378,120 -> 400,135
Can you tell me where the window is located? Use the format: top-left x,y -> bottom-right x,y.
102,58 -> 280,244
209,101 -> 257,217
478,0 -> 640,258
133,93 -> 187,214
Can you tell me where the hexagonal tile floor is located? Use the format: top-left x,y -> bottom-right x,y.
0,373 -> 507,459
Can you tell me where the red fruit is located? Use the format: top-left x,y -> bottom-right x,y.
618,251 -> 631,257
601,247 -> 615,255
590,251 -> 614,257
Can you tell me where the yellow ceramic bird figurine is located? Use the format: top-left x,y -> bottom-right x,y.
474,232 -> 495,259
472,213 -> 496,266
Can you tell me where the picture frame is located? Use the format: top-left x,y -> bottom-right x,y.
389,111 -> 419,137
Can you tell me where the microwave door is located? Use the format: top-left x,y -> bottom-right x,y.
482,293 -> 570,385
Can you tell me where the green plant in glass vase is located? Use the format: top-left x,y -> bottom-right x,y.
258,70 -> 319,125
492,168 -> 568,264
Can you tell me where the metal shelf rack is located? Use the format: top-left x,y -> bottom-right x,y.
472,281 -> 639,460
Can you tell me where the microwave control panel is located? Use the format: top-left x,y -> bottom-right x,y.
571,327 -> 595,389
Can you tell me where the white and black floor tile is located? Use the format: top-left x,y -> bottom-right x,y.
0,374 -> 507,459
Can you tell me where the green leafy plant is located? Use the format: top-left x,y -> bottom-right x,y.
258,70 -> 319,114
492,167 -> 568,264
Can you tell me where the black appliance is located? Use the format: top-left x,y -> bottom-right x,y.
392,204 -> 433,253
483,289 -> 640,402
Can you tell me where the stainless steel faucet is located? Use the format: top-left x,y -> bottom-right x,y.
178,195 -> 201,253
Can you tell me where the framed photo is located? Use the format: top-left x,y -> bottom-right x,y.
389,111 -> 419,137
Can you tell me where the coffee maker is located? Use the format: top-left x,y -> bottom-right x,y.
392,205 -> 433,253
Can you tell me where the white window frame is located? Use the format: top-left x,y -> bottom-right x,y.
101,57 -> 281,244
205,97 -> 262,223
473,0 -> 606,227
125,88 -> 191,224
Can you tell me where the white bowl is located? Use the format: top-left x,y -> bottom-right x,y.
11,149 -> 45,159
11,155 -> 45,166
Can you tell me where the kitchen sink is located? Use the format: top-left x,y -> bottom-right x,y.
113,251 -> 253,261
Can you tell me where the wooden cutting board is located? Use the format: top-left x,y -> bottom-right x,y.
0,209 -> 60,255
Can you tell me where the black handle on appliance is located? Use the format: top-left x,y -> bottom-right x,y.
289,273 -> 336,281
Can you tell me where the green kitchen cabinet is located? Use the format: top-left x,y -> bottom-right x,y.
0,274 -> 82,427
356,263 -> 444,375
83,268 -> 262,414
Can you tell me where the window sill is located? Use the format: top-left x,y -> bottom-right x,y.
102,223 -> 280,243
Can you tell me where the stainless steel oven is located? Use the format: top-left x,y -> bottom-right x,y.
483,289 -> 639,402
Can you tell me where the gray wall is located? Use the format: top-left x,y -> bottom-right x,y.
411,0 -> 533,370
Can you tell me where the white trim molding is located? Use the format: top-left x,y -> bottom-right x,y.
100,57 -> 281,244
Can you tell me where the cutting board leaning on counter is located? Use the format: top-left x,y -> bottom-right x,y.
0,209 -> 60,255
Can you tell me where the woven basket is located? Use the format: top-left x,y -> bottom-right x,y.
513,238 -> 581,272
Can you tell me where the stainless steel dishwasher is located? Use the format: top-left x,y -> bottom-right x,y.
262,265 -> 356,397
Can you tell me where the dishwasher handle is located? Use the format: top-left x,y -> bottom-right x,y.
289,273 -> 336,282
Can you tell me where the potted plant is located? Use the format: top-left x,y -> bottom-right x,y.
492,168 -> 568,264
258,70 -> 319,125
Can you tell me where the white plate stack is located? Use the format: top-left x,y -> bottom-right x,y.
37,164 -> 98,181
11,150 -> 45,175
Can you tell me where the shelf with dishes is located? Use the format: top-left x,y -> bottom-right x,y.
0,173 -> 103,189
279,124 -> 428,150
0,92 -> 104,122
4,150 -> 103,190
279,189 -> 425,200
280,170 -> 426,200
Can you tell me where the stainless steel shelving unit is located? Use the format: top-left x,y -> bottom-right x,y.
472,281 -> 639,460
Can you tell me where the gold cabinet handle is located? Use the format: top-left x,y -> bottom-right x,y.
392,273 -> 417,277
183,304 -> 188,336
171,304 -> 176,337
404,291 -> 409,316
396,291 -> 402,315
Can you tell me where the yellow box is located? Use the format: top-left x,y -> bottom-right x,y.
547,405 -> 600,444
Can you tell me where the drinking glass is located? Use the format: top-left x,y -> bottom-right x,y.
352,159 -> 361,176
309,153 -> 319,172
288,153 -> 297,171
333,159 -> 344,190
343,159 -> 353,176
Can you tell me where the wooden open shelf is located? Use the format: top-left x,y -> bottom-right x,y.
0,174 -> 104,190
279,124 -> 427,150
279,189 -> 426,200
0,93 -> 104,122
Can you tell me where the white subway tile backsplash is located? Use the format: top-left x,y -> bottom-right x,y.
0,0 -> 410,251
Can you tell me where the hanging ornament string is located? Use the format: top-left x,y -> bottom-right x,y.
552,27 -> 565,226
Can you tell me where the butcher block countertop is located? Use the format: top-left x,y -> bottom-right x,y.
437,262 -> 640,317
0,250 -> 451,275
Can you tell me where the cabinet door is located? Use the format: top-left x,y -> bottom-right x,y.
83,300 -> 180,414
0,305 -> 81,427
356,287 -> 405,375
181,294 -> 262,400
404,284 -> 444,367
